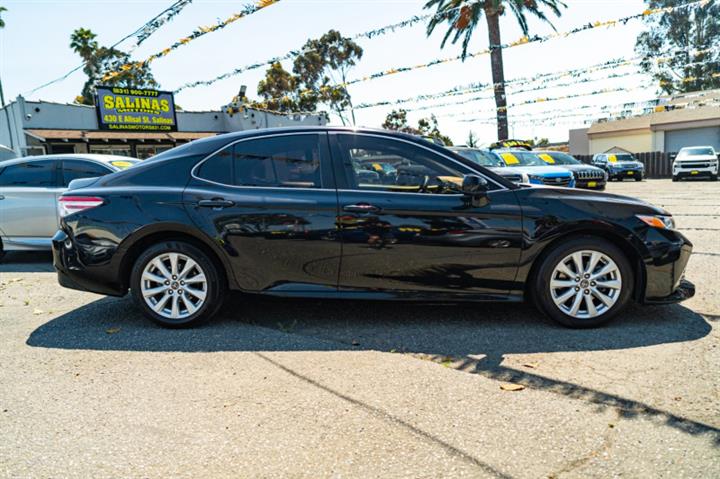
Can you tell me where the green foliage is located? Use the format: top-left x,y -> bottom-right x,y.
424,0 -> 566,59
0,5 -> 7,29
466,131 -> 479,147
382,109 -> 453,146
252,30 -> 363,123
70,28 -> 158,105
635,0 -> 720,94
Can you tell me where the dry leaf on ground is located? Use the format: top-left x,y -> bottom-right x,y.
500,383 -> 525,392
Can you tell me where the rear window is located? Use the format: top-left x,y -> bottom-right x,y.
0,160 -> 56,187
61,160 -> 112,186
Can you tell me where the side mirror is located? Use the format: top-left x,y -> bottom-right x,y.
462,175 -> 489,207
462,174 -> 488,195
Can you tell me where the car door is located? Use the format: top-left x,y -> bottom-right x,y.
0,159 -> 63,245
183,132 -> 341,293
330,133 -> 523,298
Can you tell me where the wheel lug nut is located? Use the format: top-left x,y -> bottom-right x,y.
172,275 -> 177,280
180,281 -> 185,285
584,289 -> 590,295
164,281 -> 169,285
584,274 -> 590,279
575,287 -> 580,291
168,290 -> 173,295
591,281 -> 596,286
575,277 -> 580,282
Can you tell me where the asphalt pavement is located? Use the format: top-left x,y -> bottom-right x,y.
1,179 -> 718,478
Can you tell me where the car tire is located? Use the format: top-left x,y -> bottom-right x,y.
635,174 -> 643,182
672,176 -> 679,182
532,237 -> 633,328
130,241 -> 225,328
711,175 -> 718,182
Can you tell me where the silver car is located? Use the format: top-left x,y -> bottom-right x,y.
0,154 -> 138,257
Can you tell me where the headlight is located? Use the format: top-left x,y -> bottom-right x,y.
637,214 -> 675,230
527,174 -> 543,182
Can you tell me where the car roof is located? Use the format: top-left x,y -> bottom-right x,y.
0,153 -> 140,167
679,146 -> 714,150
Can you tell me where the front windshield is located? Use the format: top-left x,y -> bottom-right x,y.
497,150 -> 546,167
612,154 -> 636,162
679,147 -> 715,157
538,152 -> 580,165
452,149 -> 500,167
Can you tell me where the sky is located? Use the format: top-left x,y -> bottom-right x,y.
0,0 -> 663,145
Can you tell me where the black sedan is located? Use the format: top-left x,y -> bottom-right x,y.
535,150 -> 608,190
52,127 -> 694,329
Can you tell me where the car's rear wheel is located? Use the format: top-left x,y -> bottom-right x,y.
634,174 -> 643,182
533,237 -> 633,328
130,241 -> 225,327
672,176 -> 679,182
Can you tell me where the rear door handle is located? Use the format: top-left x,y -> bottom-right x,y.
343,203 -> 381,214
197,198 -> 235,208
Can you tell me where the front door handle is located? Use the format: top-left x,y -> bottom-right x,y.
198,198 -> 235,208
343,203 -> 381,214
0,195 -> 4,200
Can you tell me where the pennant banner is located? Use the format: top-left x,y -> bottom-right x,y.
342,0 -> 711,87
174,0 -> 708,93
173,1 -> 478,92
103,0 -> 281,81
135,0 -> 194,47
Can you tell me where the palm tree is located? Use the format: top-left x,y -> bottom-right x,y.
425,0 -> 565,140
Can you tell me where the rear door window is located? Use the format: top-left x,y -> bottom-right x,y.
61,160 -> 113,186
0,160 -> 57,187
196,134 -> 323,188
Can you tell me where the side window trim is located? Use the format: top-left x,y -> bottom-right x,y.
191,132 -> 334,191
328,132 -> 506,193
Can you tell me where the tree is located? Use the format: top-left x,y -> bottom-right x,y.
466,131 -> 479,147
252,30 -> 363,123
382,109 -> 453,145
424,0 -> 565,141
70,28 -> 158,105
635,0 -> 720,94
0,5 -> 7,28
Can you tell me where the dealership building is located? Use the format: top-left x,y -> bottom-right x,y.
569,89 -> 720,156
0,93 -> 328,160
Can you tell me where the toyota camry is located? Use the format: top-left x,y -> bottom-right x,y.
52,127 -> 694,328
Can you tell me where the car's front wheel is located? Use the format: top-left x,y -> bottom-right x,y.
130,241 -> 225,327
533,237 -> 633,328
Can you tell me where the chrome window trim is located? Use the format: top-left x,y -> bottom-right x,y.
329,132 -> 507,191
190,132 -> 327,191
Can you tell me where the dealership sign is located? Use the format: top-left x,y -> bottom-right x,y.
96,86 -> 177,131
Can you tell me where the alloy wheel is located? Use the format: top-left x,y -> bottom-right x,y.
549,250 -> 622,319
140,252 -> 208,320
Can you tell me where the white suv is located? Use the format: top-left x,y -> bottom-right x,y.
672,146 -> 719,182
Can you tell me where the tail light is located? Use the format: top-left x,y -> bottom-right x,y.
58,196 -> 105,218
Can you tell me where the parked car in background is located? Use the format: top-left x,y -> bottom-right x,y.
448,147 -> 526,184
536,151 -> 607,190
0,154 -> 138,257
592,153 -> 644,181
51,127 -> 694,329
672,146 -> 718,181
493,149 -> 576,187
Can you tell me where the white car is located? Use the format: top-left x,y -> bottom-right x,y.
672,146 -> 719,182
0,154 -> 138,257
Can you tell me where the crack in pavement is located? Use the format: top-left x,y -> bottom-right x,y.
255,352 -> 514,479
